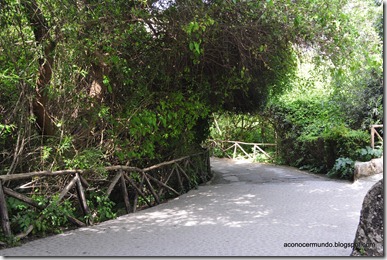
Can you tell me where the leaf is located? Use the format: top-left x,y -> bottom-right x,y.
194,42 -> 201,54
294,15 -> 301,27
107,84 -> 113,94
192,22 -> 199,32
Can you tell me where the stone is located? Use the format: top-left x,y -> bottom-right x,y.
371,157 -> 384,173
354,157 -> 383,180
351,179 -> 384,256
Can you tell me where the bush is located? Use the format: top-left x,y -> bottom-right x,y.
327,157 -> 355,180
292,128 -> 368,174
356,146 -> 383,162
86,190 -> 116,223
6,195 -> 75,237
3,189 -> 117,242
268,99 -> 370,175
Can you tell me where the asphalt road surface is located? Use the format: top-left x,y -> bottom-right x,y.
0,157 -> 382,256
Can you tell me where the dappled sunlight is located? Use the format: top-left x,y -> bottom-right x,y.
308,188 -> 332,194
66,158 -> 380,247
66,185 -> 274,238
233,159 -> 254,165
233,200 -> 252,205
307,222 -> 339,229
252,209 -> 271,218
184,221 -> 200,226
346,211 -> 363,220
223,221 -> 248,228
70,160 -> 378,241
328,205 -> 351,211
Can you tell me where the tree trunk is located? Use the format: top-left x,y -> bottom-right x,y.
22,0 -> 56,136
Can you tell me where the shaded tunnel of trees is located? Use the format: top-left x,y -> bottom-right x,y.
0,0 -> 383,241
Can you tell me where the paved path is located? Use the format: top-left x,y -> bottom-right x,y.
0,157 -> 382,256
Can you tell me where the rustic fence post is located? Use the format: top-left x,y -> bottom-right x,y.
371,124 -> 384,149
106,171 -> 122,196
175,165 -> 184,192
124,174 -> 153,208
75,173 -> 91,223
206,150 -> 212,179
119,170 -> 131,214
371,125 -> 375,149
143,173 -> 160,205
0,182 -> 11,237
233,143 -> 237,159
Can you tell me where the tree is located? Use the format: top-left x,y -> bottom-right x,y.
21,0 -> 57,136
262,0 -> 382,177
0,0 -> 381,174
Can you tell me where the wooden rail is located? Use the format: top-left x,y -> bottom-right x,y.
207,139 -> 276,160
0,150 -> 211,239
371,124 -> 383,149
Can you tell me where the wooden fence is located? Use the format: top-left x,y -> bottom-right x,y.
0,150 -> 211,239
371,124 -> 383,149
207,139 -> 276,160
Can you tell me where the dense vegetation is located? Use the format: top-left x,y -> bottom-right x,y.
0,0 -> 383,239
208,0 -> 383,178
2,0 -> 382,174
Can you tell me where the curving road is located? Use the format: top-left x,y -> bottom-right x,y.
0,157 -> 382,256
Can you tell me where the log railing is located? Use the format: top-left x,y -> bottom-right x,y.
207,139 -> 276,160
0,150 -> 211,239
370,124 -> 383,149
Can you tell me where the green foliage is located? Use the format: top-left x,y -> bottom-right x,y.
356,146 -> 383,162
86,191 -> 116,223
0,1 -> 383,239
334,70 -> 383,130
6,195 -> 75,236
0,0 -> 383,247
37,197 -> 74,235
0,124 -> 16,139
329,0 -> 383,130
7,197 -> 32,234
327,157 -> 355,180
3,189 -> 118,242
0,124 -> 16,167
189,173 -> 199,189
265,0 -> 382,173
112,91 -> 210,163
1,0 -> 381,174
137,194 -> 153,208
64,148 -> 106,174
183,15 -> 215,64
208,112 -> 277,161
268,98 -> 369,175
210,112 -> 276,144
253,152 -> 276,164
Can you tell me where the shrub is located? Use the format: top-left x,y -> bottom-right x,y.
327,157 -> 355,180
86,190 -> 116,223
268,99 -> 370,175
6,195 -> 75,237
356,146 -> 383,162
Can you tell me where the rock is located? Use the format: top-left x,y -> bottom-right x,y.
354,157 -> 383,180
351,179 -> 384,256
371,157 -> 384,173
